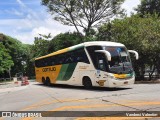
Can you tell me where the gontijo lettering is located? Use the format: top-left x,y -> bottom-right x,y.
42,67 -> 56,72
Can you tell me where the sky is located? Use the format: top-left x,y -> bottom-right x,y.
0,0 -> 140,44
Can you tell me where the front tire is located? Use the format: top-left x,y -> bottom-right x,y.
83,77 -> 92,89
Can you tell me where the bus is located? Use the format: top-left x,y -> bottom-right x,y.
35,41 -> 139,88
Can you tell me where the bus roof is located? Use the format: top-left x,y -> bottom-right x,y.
35,41 -> 124,60
84,41 -> 124,47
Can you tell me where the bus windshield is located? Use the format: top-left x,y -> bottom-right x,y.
103,46 -> 133,74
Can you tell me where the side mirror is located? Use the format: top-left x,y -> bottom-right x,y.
95,50 -> 111,61
128,50 -> 139,60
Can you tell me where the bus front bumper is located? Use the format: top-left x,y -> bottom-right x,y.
106,77 -> 135,88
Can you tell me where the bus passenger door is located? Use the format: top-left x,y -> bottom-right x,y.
96,53 -> 108,72
95,53 -> 108,86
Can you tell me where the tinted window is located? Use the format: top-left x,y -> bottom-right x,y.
73,48 -> 90,63
35,48 -> 89,68
86,46 -> 102,68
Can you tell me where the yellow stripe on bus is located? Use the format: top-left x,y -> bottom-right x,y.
35,48 -> 70,60
114,74 -> 127,79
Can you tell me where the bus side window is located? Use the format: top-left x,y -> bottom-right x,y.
60,54 -> 66,64
37,59 -> 41,67
40,59 -> 43,67
55,54 -> 62,65
57,55 -> 62,64
50,56 -> 55,66
86,46 -> 102,66
44,59 -> 48,66
35,60 -> 39,67
74,48 -> 89,63
65,52 -> 74,64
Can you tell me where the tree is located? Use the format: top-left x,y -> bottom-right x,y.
136,0 -> 160,17
3,36 -> 27,76
32,37 -> 50,58
97,22 -> 112,41
23,44 -> 35,78
98,14 -> 160,80
0,34 -> 33,78
0,43 -> 14,74
49,32 -> 83,52
42,0 -> 124,36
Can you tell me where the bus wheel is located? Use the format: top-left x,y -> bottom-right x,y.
42,77 -> 45,85
83,77 -> 92,89
46,77 -> 51,86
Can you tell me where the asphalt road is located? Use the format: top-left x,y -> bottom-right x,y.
0,81 -> 160,120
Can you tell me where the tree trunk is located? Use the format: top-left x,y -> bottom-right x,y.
85,22 -> 92,37
148,65 -> 155,80
140,64 -> 145,80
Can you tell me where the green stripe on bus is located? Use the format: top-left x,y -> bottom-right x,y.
56,63 -> 77,81
56,64 -> 69,80
63,63 -> 77,80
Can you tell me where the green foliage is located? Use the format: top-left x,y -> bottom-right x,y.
136,0 -> 160,17
0,34 -> 32,77
97,22 -> 112,41
4,36 -> 27,75
20,44 -> 35,77
84,28 -> 97,41
49,32 -> 83,52
42,0 -> 125,35
32,37 -> 50,58
0,43 -> 14,73
98,14 -> 160,79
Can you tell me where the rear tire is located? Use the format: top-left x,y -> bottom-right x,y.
83,77 -> 92,89
45,77 -> 51,86
42,77 -> 45,85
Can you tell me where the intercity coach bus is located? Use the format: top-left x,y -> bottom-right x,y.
35,41 -> 139,88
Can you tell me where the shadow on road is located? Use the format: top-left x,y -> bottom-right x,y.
35,83 -> 131,92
